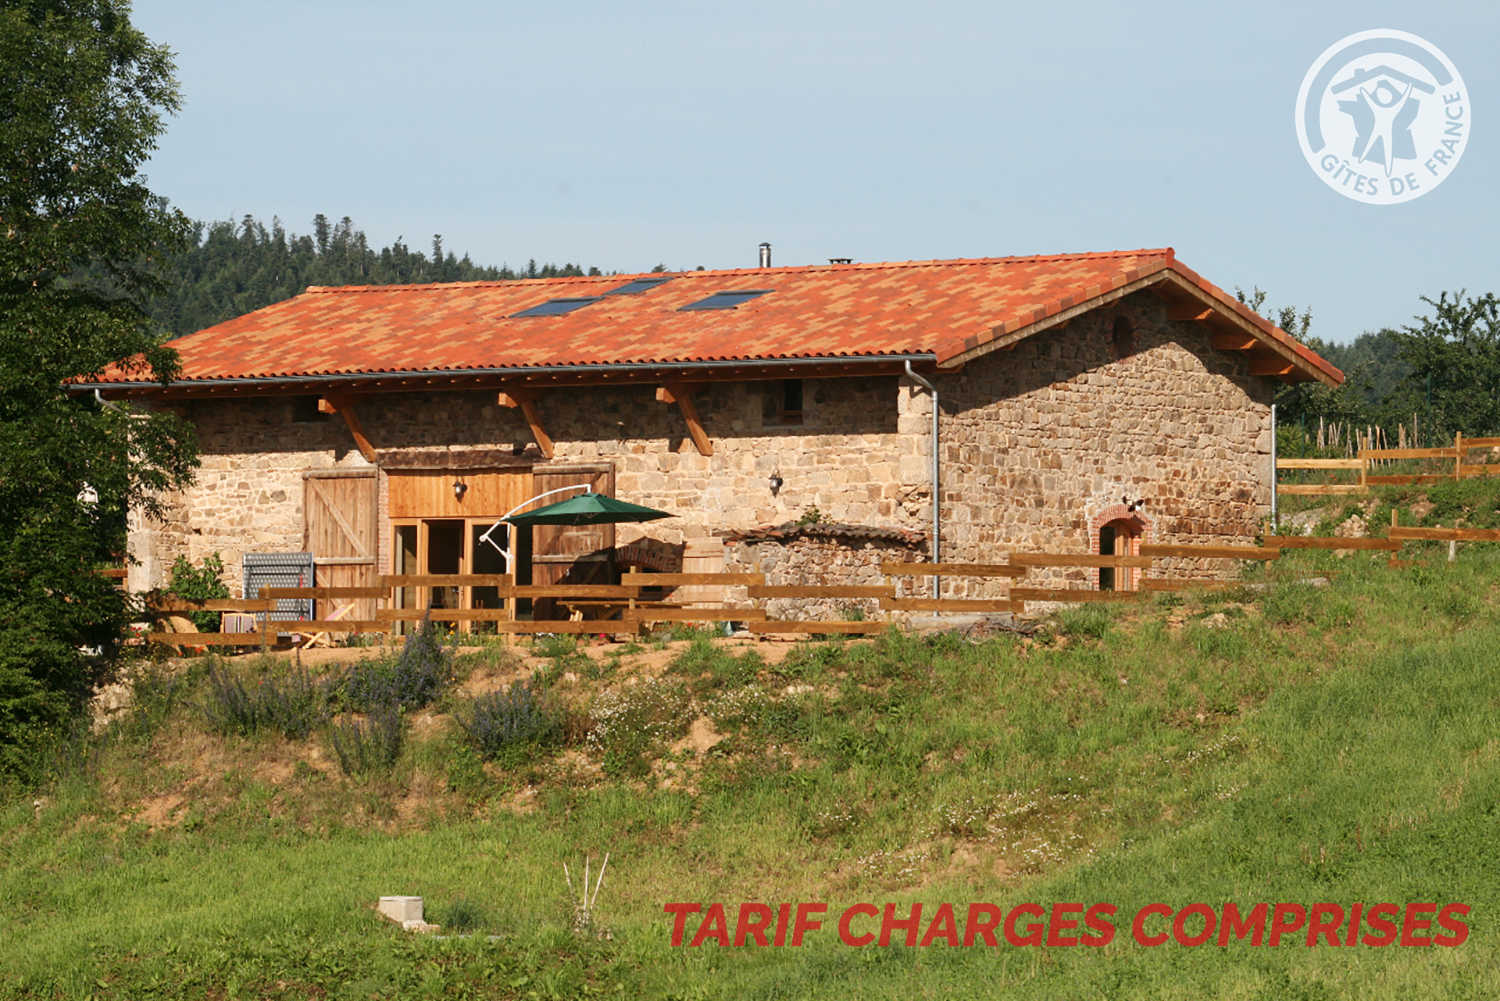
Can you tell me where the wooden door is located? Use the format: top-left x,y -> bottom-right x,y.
304,471 -> 377,620
529,466 -> 615,618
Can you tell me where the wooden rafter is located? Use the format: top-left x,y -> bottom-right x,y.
497,390 -> 554,458
1211,333 -> 1260,351
317,396 -> 377,462
1167,303 -> 1215,323
1249,356 -> 1296,378
656,383 -> 713,456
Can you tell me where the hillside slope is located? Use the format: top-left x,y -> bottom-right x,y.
3,543 -> 1498,999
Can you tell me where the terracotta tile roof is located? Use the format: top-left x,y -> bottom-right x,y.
91,248 -> 1342,386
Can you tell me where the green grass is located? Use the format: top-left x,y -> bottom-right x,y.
3,549 -> 1500,998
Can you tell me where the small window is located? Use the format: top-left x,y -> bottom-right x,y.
762,379 -> 804,425
679,289 -> 771,311
781,379 -> 803,421
606,276 -> 671,296
1111,316 -> 1136,359
510,296 -> 600,318
291,396 -> 326,423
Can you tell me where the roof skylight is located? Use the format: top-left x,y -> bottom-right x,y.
678,289 -> 772,312
606,276 -> 672,296
510,297 -> 600,318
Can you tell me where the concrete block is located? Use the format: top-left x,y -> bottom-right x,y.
378,896 -> 424,925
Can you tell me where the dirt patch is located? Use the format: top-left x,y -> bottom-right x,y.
550,749 -> 604,785
460,660 -> 537,697
409,709 -> 452,739
670,717 -> 724,756
133,793 -> 186,830
503,785 -> 540,814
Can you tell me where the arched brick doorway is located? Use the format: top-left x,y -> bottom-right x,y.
1090,504 -> 1149,591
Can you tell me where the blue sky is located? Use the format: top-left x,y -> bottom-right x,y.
132,0 -> 1495,344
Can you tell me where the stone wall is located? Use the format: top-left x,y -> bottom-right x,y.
126,397 -> 370,593
723,525 -> 925,621
127,289 -> 1275,596
934,290 -> 1274,593
130,378 -> 929,592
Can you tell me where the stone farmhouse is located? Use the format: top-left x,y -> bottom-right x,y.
83,247 -> 1341,608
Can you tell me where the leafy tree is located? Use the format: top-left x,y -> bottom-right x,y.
1235,287 -> 1358,432
0,0 -> 198,778
1391,292 -> 1500,440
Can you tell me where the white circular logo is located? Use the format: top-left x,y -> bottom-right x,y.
1295,29 -> 1470,205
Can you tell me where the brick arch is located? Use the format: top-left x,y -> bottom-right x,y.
1089,503 -> 1151,590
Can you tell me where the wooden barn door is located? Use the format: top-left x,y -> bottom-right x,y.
529,465 -> 615,618
304,471 -> 378,621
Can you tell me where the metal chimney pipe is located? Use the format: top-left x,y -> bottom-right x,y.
758,242 -> 771,268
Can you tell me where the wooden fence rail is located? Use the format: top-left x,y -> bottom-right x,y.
880,561 -> 1024,578
146,598 -> 275,613
1276,430 -> 1500,498
619,572 -> 764,587
1263,536 -> 1402,551
1139,543 -> 1281,560
145,520 -> 1500,650
879,597 -> 1021,612
1010,553 -> 1154,569
748,584 -> 892,598
1390,526 -> 1500,542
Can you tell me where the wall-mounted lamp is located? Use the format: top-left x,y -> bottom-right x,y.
1124,496 -> 1147,513
453,479 -> 468,501
768,471 -> 784,493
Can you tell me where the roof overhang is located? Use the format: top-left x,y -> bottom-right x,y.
71,353 -> 942,401
936,264 -> 1343,387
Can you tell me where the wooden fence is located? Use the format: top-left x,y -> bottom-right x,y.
1277,432 -> 1500,496
140,522 -> 1499,649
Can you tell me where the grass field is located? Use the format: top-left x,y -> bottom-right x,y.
4,537 -> 1499,998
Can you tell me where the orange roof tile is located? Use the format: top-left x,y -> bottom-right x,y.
90,249 -> 1342,387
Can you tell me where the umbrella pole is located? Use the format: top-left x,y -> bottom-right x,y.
478,484 -> 594,570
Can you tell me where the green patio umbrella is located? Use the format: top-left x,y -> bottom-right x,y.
502,492 -> 672,526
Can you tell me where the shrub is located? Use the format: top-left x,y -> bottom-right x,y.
341,618 -> 450,711
532,634 -> 578,661
456,681 -> 562,764
328,704 -> 404,776
201,664 -> 324,739
167,554 -> 230,631
586,679 -> 691,777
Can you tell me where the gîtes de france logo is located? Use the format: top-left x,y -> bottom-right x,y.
1295,29 -> 1469,205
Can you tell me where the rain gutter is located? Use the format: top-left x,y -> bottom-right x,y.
70,354 -> 941,395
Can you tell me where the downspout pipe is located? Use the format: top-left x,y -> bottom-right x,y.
903,361 -> 940,598
1269,403 -> 1278,534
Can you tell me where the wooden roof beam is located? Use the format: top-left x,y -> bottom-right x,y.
497,390 -> 554,459
1167,303 -> 1216,323
656,383 -> 713,456
1249,356 -> 1296,378
1212,332 -> 1260,351
317,395 -> 377,462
